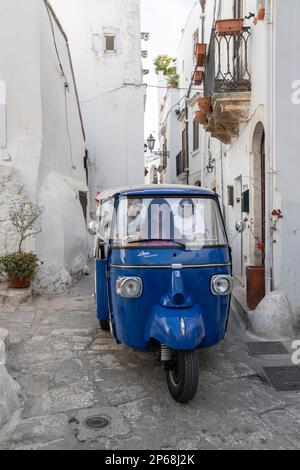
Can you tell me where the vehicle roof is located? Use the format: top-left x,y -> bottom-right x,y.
99,185 -> 218,200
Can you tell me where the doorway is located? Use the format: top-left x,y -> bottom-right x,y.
233,176 -> 243,280
251,122 -> 266,267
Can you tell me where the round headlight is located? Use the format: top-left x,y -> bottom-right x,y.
116,277 -> 143,298
211,275 -> 233,296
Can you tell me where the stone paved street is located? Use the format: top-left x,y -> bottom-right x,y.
0,271 -> 300,450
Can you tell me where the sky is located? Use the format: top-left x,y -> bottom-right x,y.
140,0 -> 195,149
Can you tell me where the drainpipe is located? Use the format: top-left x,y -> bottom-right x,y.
264,0 -> 274,294
185,95 -> 191,186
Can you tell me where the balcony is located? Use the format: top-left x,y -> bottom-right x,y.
202,27 -> 251,144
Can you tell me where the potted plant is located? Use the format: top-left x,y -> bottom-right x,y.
215,18 -> 244,35
198,96 -> 211,113
194,43 -> 207,67
195,110 -> 207,125
0,201 -> 43,289
246,265 -> 265,310
193,71 -> 204,86
257,5 -> 265,21
154,55 -> 179,88
0,252 -> 39,288
167,73 -> 179,88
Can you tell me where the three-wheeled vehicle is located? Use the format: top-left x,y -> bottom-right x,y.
91,185 -> 233,403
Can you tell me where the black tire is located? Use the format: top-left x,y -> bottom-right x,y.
166,350 -> 199,403
99,319 -> 110,331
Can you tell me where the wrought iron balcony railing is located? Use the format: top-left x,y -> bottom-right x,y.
204,27 -> 251,96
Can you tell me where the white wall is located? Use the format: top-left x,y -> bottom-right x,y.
160,1 -> 204,186
159,88 -> 181,184
51,0 -> 145,214
273,0 -> 300,323
0,0 -> 88,293
0,81 -> 6,148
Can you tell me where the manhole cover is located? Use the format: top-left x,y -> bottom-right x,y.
247,342 -> 289,356
84,416 -> 110,430
263,367 -> 300,392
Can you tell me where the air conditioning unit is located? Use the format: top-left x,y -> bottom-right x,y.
141,50 -> 148,59
142,69 -> 150,75
141,32 -> 150,41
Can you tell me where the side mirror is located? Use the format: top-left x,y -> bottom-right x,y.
235,220 -> 247,234
88,220 -> 98,235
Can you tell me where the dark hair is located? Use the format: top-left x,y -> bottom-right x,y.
179,198 -> 195,208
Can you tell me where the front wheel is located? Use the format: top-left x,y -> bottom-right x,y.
99,319 -> 110,331
166,350 -> 199,403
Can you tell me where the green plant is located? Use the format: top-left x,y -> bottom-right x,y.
154,55 -> 179,88
9,201 -> 44,253
0,252 -> 39,281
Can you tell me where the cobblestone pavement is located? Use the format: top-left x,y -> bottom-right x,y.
0,272 -> 300,450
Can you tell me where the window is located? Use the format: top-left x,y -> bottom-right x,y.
242,189 -> 250,213
104,35 -> 116,52
182,129 -> 187,170
193,119 -> 199,151
233,0 -> 243,18
227,186 -> 234,206
193,29 -> 199,56
98,199 -> 114,242
112,197 -> 227,248
79,192 -> 88,222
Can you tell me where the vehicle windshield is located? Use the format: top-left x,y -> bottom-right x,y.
112,196 -> 227,249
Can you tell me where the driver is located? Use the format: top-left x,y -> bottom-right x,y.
126,199 -> 143,242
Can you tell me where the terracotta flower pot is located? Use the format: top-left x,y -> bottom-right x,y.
193,71 -> 204,86
198,96 -> 211,113
246,266 -> 265,310
258,8 -> 265,21
194,43 -> 207,67
215,19 -> 244,36
195,110 -> 207,125
9,277 -> 31,289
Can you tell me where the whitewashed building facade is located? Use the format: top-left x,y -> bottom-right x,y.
51,0 -> 146,216
0,0 -> 89,293
160,0 -> 300,337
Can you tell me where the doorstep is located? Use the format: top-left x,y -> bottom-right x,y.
232,284 -> 250,331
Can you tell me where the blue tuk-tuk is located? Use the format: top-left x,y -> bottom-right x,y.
92,185 -> 233,403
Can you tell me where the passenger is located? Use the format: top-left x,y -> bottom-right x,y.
174,198 -> 197,243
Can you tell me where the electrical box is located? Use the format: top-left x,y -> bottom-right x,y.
242,189 -> 250,213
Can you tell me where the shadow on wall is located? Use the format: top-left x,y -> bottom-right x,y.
34,172 -> 88,294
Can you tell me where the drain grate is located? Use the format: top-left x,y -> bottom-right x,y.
84,416 -> 110,430
263,367 -> 300,392
247,342 -> 289,356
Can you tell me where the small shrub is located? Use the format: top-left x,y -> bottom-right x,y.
0,252 -> 39,281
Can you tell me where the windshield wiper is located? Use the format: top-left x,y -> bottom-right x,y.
128,239 -> 186,248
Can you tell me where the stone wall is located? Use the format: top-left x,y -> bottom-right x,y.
0,328 -> 21,430
0,165 -> 30,258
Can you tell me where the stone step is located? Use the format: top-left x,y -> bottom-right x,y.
0,283 -> 32,306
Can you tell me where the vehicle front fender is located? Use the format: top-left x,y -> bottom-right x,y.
145,305 -> 205,350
